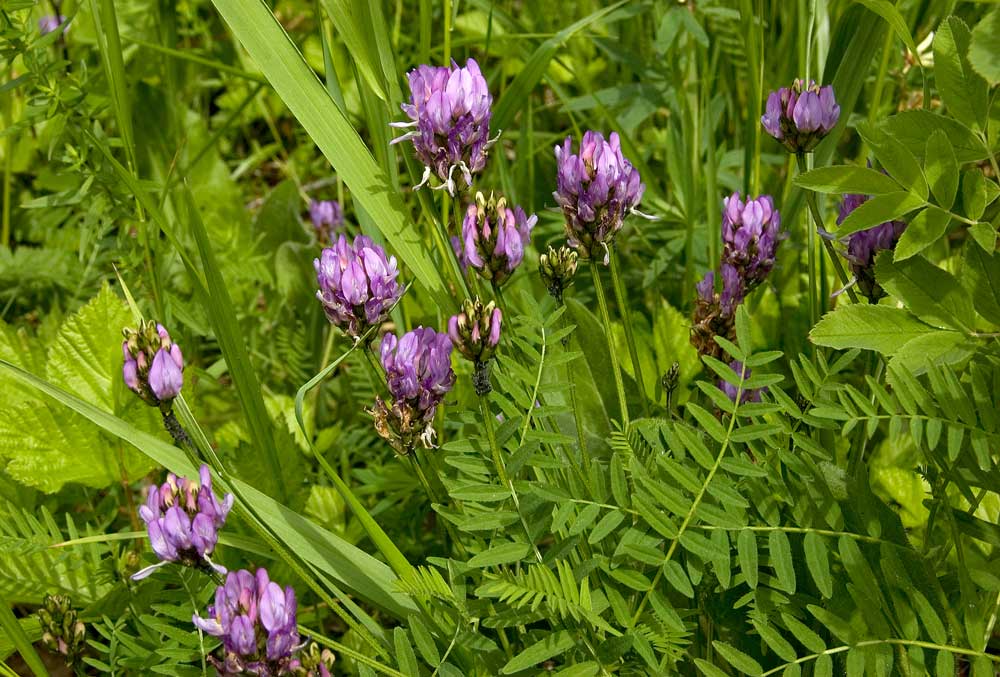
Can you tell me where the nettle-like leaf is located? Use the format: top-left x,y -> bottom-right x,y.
0,285 -> 157,492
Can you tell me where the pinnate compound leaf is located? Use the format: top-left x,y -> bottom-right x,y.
810,305 -> 935,355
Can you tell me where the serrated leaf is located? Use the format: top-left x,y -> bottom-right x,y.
835,192 -> 926,237
810,305 -> 935,355
969,10 -> 1000,85
793,165 -> 903,195
893,205 -> 952,261
880,111 -> 987,163
876,253 -> 975,331
924,130 -> 958,210
964,243 -> 1000,326
857,122 -> 928,199
934,16 -> 989,130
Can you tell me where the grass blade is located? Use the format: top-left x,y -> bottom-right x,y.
0,599 -> 47,677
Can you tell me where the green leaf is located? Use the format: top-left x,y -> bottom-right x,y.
888,331 -> 974,374
852,0 -> 921,65
924,130 -> 958,210
662,559 -> 694,598
712,640 -> 763,676
409,614 -> 440,666
875,253 -> 976,331
501,630 -> 577,674
835,192 -> 926,237
880,111 -> 988,164
737,529 -> 758,589
810,305 -> 936,355
493,2 -> 630,130
893,205 -> 952,261
968,222 -> 997,251
969,10 -> 1000,85
857,122 -> 927,199
964,243 -> 1000,325
209,0 -> 451,311
793,166 -> 902,195
962,170 -> 988,221
769,530 -> 796,594
588,510 -> 625,545
468,542 -> 532,568
393,628 -> 419,677
933,16 -> 989,131
804,532 -> 833,598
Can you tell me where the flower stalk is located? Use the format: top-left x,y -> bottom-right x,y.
590,261 -> 629,429
609,250 -> 649,416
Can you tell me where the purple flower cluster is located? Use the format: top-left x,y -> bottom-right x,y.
720,361 -> 764,404
372,327 -> 456,454
691,193 -> 782,362
721,192 -> 783,300
761,80 -> 840,154
314,235 -> 402,339
193,568 -> 307,676
553,131 -> 645,263
837,193 -> 907,302
122,321 -> 184,409
457,192 -> 537,285
308,200 -> 344,245
392,59 -> 495,194
132,464 -> 233,581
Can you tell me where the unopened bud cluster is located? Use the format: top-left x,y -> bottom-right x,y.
761,79 -> 840,154
539,246 -> 579,303
37,594 -> 86,666
449,297 -> 502,395
457,192 -> 537,286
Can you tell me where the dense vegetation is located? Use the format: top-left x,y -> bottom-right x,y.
2,0 -> 1000,675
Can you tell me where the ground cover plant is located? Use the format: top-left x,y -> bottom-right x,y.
1,0 -> 1000,675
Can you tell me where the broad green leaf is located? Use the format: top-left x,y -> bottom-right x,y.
968,222 -> 997,251
880,110 -> 988,163
501,630 -> 576,674
662,559 -> 694,598
493,2 -> 630,130
964,244 -> 1000,326
810,305 -> 935,355
969,10 -> 1000,85
209,0 -> 451,311
712,641 -> 763,676
793,166 -> 902,195
962,170 -> 988,221
933,17 -> 988,131
875,253 -> 975,331
888,332 -> 974,374
857,122 -> 927,199
924,130 -> 958,210
835,192 -> 926,237
893,205 -> 952,261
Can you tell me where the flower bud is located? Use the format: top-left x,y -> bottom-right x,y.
448,298 -> 502,395
37,594 -> 86,666
721,192 -> 784,297
308,199 -> 344,245
690,271 -> 738,362
761,79 -> 840,154
122,320 -> 184,410
457,192 -> 537,285
538,245 -> 579,303
553,131 -> 645,263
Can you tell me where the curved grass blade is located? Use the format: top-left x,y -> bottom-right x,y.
0,599 -> 46,677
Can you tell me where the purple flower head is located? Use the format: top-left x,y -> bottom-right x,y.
193,568 -> 302,675
38,15 -> 66,35
721,192 -> 783,295
372,327 -> 455,454
457,192 -> 537,285
132,464 -> 233,580
122,320 -> 184,409
837,193 -> 907,302
308,200 -> 344,245
761,79 -> 840,154
719,361 -> 764,404
391,58 -> 496,194
554,131 -> 645,264
314,235 -> 403,339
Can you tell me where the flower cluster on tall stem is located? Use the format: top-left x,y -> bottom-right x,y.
456,192 -> 537,285
193,568 -> 312,676
314,235 -> 402,339
371,327 -> 456,454
553,131 -> 645,264
835,193 -> 907,302
308,199 -> 343,246
761,79 -> 840,154
391,59 -> 496,194
132,464 -> 233,581
122,320 -> 184,411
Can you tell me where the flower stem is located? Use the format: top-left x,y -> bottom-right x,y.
479,394 -> 543,562
795,153 -> 860,306
609,250 -> 649,417
589,261 -> 629,429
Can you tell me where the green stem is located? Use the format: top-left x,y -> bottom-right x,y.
479,395 -> 543,562
609,250 -> 649,416
589,261 -> 629,429
795,154 -> 861,306
443,0 -> 452,64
